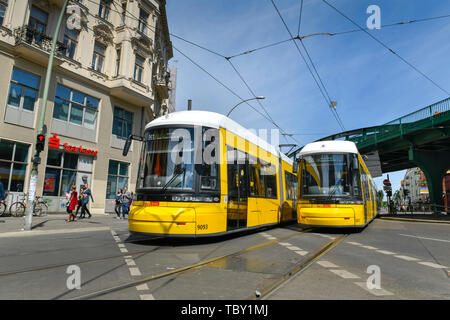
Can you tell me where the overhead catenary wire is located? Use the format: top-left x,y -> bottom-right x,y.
269,0 -> 346,131
321,0 -> 450,97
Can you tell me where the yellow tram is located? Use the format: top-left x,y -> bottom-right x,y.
125,111 -> 297,237
295,140 -> 378,228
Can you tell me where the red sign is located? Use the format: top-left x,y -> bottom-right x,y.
49,133 -> 98,156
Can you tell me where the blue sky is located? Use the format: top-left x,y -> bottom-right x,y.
165,0 -> 450,195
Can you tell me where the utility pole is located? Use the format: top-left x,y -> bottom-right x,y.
187,99 -> 192,111
23,0 -> 70,230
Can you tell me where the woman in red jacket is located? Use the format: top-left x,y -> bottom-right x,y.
67,185 -> 78,222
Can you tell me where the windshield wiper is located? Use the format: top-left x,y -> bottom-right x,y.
326,184 -> 339,201
161,166 -> 186,192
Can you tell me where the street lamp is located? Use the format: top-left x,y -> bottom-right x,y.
226,96 -> 265,117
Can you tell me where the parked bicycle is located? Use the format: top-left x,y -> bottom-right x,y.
0,191 -> 11,217
9,193 -> 48,217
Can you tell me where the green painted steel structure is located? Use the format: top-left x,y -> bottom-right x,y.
289,98 -> 450,211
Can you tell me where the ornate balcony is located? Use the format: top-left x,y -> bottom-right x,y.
13,26 -> 66,66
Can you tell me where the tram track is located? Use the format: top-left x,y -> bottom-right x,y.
69,227 -> 314,300
254,233 -> 349,300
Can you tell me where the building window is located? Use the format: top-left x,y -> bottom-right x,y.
62,25 -> 79,59
115,48 -> 121,77
98,0 -> 110,20
53,84 -> 99,130
0,139 -> 29,192
43,150 -> 93,196
112,107 -> 133,139
91,41 -> 106,73
0,0 -> 8,26
106,160 -> 129,199
138,9 -> 149,35
134,55 -> 144,83
28,6 -> 48,45
7,67 -> 40,112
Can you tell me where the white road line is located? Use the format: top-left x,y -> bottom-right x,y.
399,234 -> 450,243
329,269 -> 360,279
124,255 -> 132,258
294,250 -> 308,256
113,236 -> 121,242
266,236 -> 277,240
279,242 -> 292,246
361,246 -> 378,250
347,241 -> 362,246
418,262 -> 448,269
354,282 -> 394,296
394,255 -> 420,262
118,243 -> 126,248
125,258 -> 136,266
376,250 -> 396,255
316,260 -> 339,268
136,284 -> 149,291
287,246 -> 302,251
129,268 -> 142,276
110,230 -> 117,236
140,294 -> 155,300
120,248 -> 128,253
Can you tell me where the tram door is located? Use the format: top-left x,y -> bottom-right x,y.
227,147 -> 248,230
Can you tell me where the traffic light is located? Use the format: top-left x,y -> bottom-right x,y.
386,189 -> 392,197
36,134 -> 45,153
404,189 -> 409,197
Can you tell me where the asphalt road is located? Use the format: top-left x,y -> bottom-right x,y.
0,216 -> 448,300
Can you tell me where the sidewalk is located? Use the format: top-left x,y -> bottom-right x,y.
0,212 -> 127,236
378,211 -> 450,224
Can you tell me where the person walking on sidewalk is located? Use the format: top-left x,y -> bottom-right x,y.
121,186 -> 132,220
115,188 -> 122,219
80,183 -> 94,219
66,185 -> 78,222
75,186 -> 84,218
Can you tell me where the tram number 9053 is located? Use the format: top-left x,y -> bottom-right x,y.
197,224 -> 208,231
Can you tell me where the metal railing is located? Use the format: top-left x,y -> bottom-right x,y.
14,26 -> 66,53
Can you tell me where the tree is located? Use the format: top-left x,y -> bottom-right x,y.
377,190 -> 384,208
393,190 -> 401,205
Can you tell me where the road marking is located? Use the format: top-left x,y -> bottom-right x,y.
136,284 -> 149,291
354,282 -> 394,296
279,242 -> 292,246
316,260 -> 339,268
399,234 -> 450,243
110,230 -> 117,236
330,269 -> 360,279
129,267 -> 142,276
347,241 -> 362,246
361,245 -> 378,250
120,248 -> 128,253
113,236 -> 121,242
287,246 -> 302,251
125,259 -> 136,266
118,243 -> 126,248
294,250 -> 308,256
0,226 -> 111,238
376,250 -> 396,255
394,255 -> 420,261
140,294 -> 155,300
266,236 -> 277,240
418,262 -> 448,269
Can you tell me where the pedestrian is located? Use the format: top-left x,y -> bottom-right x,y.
75,186 -> 84,218
66,185 -> 78,222
0,180 -> 5,205
115,188 -> 122,219
121,186 -> 132,219
80,183 -> 94,219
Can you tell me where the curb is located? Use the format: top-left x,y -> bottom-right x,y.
0,226 -> 111,238
379,217 -> 450,225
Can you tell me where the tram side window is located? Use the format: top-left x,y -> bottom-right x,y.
249,161 -> 265,197
200,127 -> 219,191
285,171 -> 297,201
262,163 -> 277,199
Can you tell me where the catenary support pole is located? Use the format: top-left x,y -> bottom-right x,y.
23,0 -> 70,230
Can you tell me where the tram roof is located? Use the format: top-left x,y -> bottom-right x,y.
145,111 -> 292,164
299,140 -> 359,156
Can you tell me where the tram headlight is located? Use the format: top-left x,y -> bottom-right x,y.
172,196 -> 181,202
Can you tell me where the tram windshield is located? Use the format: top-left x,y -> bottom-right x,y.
301,153 -> 356,198
140,127 -> 195,190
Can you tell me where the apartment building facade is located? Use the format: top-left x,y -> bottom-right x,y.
0,0 -> 174,213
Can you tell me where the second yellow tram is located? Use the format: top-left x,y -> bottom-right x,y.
295,140 -> 378,228
126,110 -> 297,237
